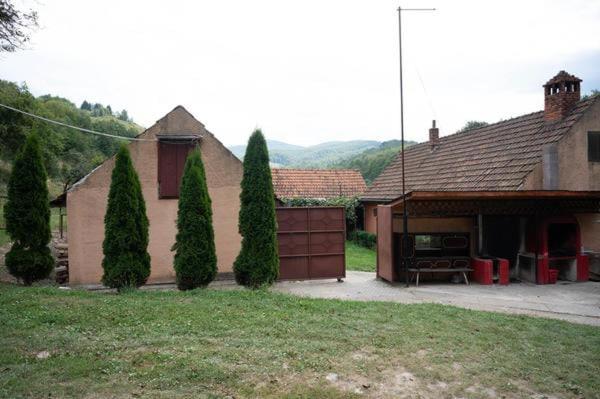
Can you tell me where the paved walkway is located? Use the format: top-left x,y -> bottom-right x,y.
273,271 -> 600,326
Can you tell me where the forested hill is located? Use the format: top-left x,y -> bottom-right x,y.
333,139 -> 416,184
229,139 -> 417,185
229,139 -> 381,168
0,80 -> 143,197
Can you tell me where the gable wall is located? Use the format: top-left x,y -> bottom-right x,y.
522,100 -> 600,255
67,108 -> 243,286
523,99 -> 600,190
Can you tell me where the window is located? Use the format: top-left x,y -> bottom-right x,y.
158,140 -> 195,198
589,132 -> 600,162
415,234 -> 442,250
442,236 -> 468,249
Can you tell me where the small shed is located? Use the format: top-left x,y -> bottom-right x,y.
66,106 -> 243,286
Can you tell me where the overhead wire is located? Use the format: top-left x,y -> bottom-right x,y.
414,66 -> 437,119
0,102 -> 156,142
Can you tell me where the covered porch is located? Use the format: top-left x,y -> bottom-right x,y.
376,191 -> 600,286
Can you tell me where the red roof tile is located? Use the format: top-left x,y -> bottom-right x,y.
272,168 -> 367,199
362,97 -> 599,202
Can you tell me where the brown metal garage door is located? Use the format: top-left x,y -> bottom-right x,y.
276,207 -> 346,280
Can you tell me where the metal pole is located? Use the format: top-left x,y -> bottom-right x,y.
398,7 -> 409,287
397,6 -> 435,287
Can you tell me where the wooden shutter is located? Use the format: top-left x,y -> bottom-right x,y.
158,141 -> 194,198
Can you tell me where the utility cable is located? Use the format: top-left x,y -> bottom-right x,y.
0,102 -> 155,142
415,66 -> 437,119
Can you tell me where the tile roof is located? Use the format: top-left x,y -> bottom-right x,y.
272,168 -> 367,200
362,97 -> 599,202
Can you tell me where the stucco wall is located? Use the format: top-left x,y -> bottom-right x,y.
560,97 -> 600,261
364,203 -> 377,234
523,99 -> 600,190
557,100 -> 600,190
67,107 -> 243,286
576,213 -> 600,252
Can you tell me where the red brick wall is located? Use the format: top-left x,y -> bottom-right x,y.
544,85 -> 580,121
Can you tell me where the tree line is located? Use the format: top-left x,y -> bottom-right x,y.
3,128 -> 279,290
0,80 -> 142,196
79,100 -> 131,122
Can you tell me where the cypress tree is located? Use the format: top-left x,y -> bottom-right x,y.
101,145 -> 150,290
4,131 -> 54,285
172,148 -> 217,289
233,129 -> 279,287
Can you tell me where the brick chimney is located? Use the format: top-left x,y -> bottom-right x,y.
429,120 -> 439,148
543,71 -> 581,122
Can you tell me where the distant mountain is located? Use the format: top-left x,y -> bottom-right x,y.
228,139 -> 380,168
227,138 -> 417,184
229,139 -> 304,159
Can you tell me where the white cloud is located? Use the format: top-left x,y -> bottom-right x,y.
1,0 -> 599,146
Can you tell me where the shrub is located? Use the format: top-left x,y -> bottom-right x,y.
4,131 -> 54,285
350,230 -> 377,249
172,148 -> 217,289
233,129 -> 279,287
280,196 -> 360,233
101,145 -> 150,290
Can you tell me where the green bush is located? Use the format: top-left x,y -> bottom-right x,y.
3,131 -> 54,285
234,129 -> 279,288
349,230 -> 377,250
172,148 -> 217,289
101,145 -> 150,290
280,196 -> 360,233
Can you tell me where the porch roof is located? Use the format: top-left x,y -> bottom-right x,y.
385,190 -> 600,217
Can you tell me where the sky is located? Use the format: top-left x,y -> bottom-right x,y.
1,0 -> 599,147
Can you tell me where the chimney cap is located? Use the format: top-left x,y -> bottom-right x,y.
543,70 -> 582,87
431,120 -> 436,128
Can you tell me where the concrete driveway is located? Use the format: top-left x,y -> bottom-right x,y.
273,271 -> 600,326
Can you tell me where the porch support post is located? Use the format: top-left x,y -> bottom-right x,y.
477,213 -> 483,256
534,211 -> 539,283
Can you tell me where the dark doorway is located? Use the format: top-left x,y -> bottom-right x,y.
547,223 -> 577,257
482,216 -> 521,267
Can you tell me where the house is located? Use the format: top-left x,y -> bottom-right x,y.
271,168 -> 367,204
361,71 -> 600,284
66,106 -> 243,286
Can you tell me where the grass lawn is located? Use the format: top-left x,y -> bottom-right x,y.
1,284 -> 598,398
345,241 -> 376,272
0,229 -> 9,246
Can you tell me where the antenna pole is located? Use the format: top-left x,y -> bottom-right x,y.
397,6 -> 435,287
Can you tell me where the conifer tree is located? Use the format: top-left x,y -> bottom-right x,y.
233,129 -> 279,287
172,148 -> 217,289
4,131 -> 54,285
101,145 -> 150,290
